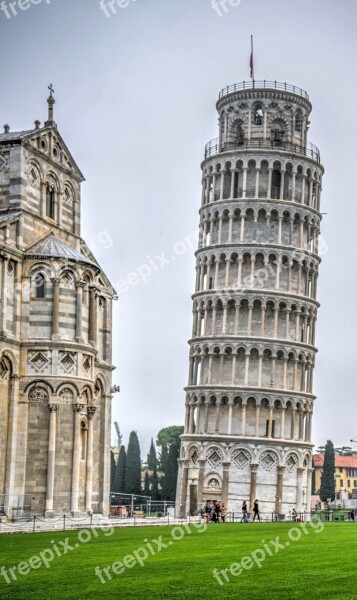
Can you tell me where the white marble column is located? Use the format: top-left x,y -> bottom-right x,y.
296,467 -> 304,513
227,399 -> 233,435
71,403 -> 85,515
255,404 -> 260,436
241,403 -> 247,435
85,407 -> 97,513
88,286 -> 98,345
45,403 -> 59,516
51,277 -> 61,339
75,281 -> 85,342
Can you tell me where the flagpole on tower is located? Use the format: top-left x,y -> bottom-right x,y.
250,35 -> 255,87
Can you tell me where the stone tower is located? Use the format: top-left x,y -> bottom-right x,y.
176,80 -> 323,518
0,92 -> 116,518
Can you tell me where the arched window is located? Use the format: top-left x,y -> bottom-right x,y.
34,273 -> 46,299
295,110 -> 303,133
271,170 -> 281,199
237,125 -> 245,145
46,184 -> 55,219
254,105 -> 263,125
272,124 -> 284,145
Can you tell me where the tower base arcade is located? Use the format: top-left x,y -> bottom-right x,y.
176,436 -> 312,518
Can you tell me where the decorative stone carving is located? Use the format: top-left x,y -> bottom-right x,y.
59,387 -> 74,403
29,387 -> 49,403
232,449 -> 251,469
207,448 -> 223,468
190,448 -> 199,466
29,352 -> 50,373
59,352 -> 76,373
260,451 -> 278,471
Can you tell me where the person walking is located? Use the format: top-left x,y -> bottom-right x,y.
220,503 -> 227,523
214,501 -> 221,523
253,499 -> 260,522
204,501 -> 211,524
241,500 -> 248,523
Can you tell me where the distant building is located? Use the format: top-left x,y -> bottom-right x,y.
313,454 -> 357,497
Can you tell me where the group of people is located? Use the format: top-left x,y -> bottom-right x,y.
201,499 -> 261,523
201,501 -> 227,523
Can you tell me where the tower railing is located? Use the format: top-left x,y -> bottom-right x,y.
204,137 -> 320,163
218,80 -> 309,100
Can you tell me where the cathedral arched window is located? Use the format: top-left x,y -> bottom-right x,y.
34,273 -> 46,299
46,184 -> 56,219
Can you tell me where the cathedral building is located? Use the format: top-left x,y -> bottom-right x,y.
176,80 -> 323,517
0,91 -> 116,517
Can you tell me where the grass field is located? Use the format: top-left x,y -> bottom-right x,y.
0,521 -> 356,599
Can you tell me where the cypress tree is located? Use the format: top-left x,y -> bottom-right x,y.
112,445 -> 126,494
159,444 -> 168,473
124,431 -> 142,495
110,450 -> 116,491
144,470 -> 150,496
147,438 -> 157,471
161,440 -> 180,501
320,440 -> 336,502
151,467 -> 160,501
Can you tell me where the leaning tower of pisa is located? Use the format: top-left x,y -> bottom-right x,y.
176,80 -> 323,518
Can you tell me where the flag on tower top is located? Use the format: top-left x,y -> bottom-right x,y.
250,35 -> 254,80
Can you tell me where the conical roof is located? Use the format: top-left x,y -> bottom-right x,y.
25,233 -> 98,269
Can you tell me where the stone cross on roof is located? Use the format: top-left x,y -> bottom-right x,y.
46,84 -> 56,127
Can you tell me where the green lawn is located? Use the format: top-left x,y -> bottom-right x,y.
0,521 -> 356,599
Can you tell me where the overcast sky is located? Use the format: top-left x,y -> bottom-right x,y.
0,0 -> 356,455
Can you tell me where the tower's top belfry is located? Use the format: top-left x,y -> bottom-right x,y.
205,80 -> 320,165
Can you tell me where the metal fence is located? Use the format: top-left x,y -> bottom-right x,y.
212,510 -> 357,523
204,137 -> 321,163
110,493 -> 175,518
218,80 -> 310,101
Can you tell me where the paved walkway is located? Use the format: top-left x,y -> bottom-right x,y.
0,515 -> 201,535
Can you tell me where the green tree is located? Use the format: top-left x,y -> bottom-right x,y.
125,431 -> 142,495
110,450 -> 116,491
158,444 -> 168,473
144,470 -> 150,496
320,440 -> 336,502
151,467 -> 160,501
157,426 -> 183,501
335,446 -> 354,456
147,438 -> 157,471
112,445 -> 126,494
161,440 -> 181,501
157,426 -> 184,449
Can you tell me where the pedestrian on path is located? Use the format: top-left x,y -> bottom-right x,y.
241,500 -> 248,523
253,499 -> 260,521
